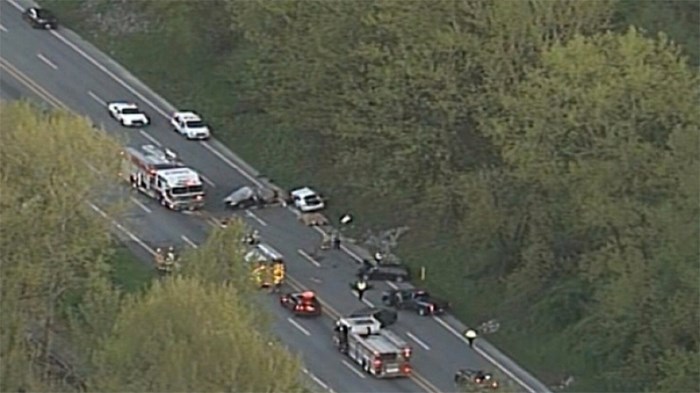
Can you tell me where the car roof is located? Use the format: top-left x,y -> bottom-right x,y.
110,101 -> 138,108
175,111 -> 202,121
291,187 -> 318,198
376,264 -> 408,271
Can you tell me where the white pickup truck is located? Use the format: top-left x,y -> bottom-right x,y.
170,111 -> 211,140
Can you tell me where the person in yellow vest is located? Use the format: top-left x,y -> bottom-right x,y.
252,263 -> 265,287
272,262 -> 285,291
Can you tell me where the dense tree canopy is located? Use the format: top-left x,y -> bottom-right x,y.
0,102 -> 305,392
91,277 -> 305,392
40,0 -> 700,391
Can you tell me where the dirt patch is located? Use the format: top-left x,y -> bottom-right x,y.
78,0 -> 152,37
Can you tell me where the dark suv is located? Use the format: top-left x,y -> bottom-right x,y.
357,261 -> 411,283
349,307 -> 398,328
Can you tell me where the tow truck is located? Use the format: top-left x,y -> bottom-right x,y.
119,144 -> 205,211
333,316 -> 412,378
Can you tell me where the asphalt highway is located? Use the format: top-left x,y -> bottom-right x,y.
0,1 -> 552,392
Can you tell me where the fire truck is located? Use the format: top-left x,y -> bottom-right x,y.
333,316 -> 412,378
245,243 -> 285,289
120,144 -> 205,211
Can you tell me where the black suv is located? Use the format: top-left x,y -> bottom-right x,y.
349,307 -> 398,328
357,261 -> 411,282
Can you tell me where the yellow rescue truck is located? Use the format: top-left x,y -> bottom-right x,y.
245,243 -> 285,289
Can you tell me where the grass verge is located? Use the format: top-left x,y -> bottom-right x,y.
109,246 -> 154,294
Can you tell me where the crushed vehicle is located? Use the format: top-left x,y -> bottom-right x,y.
454,369 -> 500,390
223,185 -> 277,210
382,289 -> 450,316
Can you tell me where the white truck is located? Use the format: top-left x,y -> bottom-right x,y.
120,144 -> 205,211
333,316 -> 412,378
170,111 -> 211,140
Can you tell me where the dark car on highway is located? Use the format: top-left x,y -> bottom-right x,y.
382,289 -> 450,316
357,260 -> 411,282
349,307 -> 398,328
23,7 -> 58,30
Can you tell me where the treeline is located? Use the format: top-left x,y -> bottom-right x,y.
0,102 -> 306,392
229,2 -> 699,391
42,0 -> 699,391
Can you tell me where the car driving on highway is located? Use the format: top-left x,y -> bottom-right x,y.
358,260 -> 411,283
382,289 -> 450,316
107,101 -> 150,127
170,111 -> 211,140
349,307 -> 398,328
23,7 -> 58,30
279,290 -> 322,317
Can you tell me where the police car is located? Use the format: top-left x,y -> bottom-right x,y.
107,102 -> 150,127
170,111 -> 211,140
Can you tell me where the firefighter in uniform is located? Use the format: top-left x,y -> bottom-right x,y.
272,262 -> 285,292
252,262 -> 265,287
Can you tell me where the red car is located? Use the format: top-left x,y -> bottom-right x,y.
280,291 -> 322,317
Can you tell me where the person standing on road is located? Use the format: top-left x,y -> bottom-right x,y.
352,278 -> 369,301
464,328 -> 478,347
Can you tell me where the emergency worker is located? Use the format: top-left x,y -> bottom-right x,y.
272,262 -> 285,290
252,263 -> 265,287
352,278 -> 369,301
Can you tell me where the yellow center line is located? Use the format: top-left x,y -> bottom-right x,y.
0,56 -> 442,393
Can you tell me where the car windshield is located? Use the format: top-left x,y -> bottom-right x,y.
304,195 -> 321,205
36,9 -> 54,19
185,120 -> 206,128
171,185 -> 204,195
414,292 -> 430,301
122,107 -> 141,115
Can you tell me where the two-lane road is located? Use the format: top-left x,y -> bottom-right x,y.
1,1 -> 552,392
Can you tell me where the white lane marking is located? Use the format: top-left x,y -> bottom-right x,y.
297,249 -> 321,267
406,331 -> 431,351
181,235 -> 198,248
36,53 -> 58,70
139,129 -> 161,146
20,9 -> 265,189
433,316 -> 538,393
0,24 -> 7,32
307,221 -> 365,263
88,202 -> 155,256
129,196 -> 152,213
200,141 -> 263,188
350,291 -> 374,308
302,369 -> 330,390
245,210 -> 267,226
287,318 -> 310,336
87,90 -> 106,106
386,281 -> 399,289
3,2 -> 539,387
201,175 -> 216,188
341,360 -> 366,379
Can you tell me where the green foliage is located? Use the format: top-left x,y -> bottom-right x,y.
90,277 -> 305,392
40,1 -> 700,391
0,101 -> 122,391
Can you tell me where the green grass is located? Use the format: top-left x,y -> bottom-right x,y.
40,1 -> 698,390
109,246 -> 154,294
